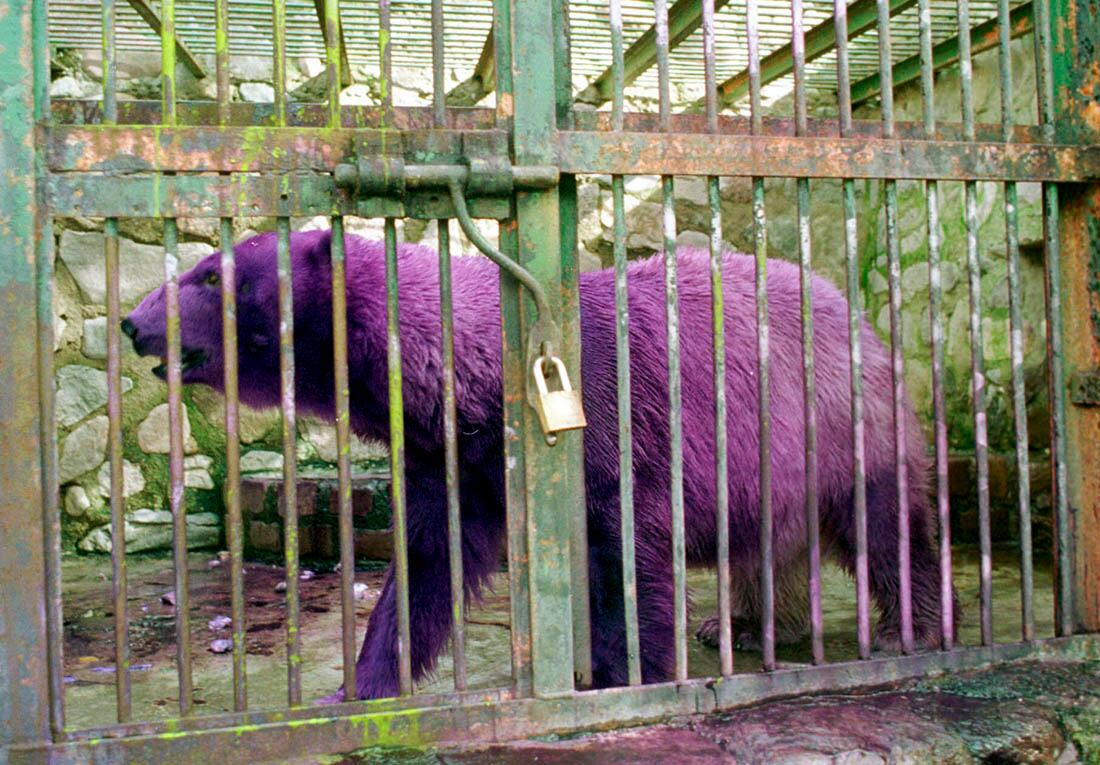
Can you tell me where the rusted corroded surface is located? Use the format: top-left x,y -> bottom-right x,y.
1062,186 -> 1100,633
555,131 -> 1100,181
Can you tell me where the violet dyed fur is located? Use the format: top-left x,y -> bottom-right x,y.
125,230 -> 946,699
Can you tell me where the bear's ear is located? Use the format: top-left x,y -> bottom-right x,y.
300,230 -> 333,269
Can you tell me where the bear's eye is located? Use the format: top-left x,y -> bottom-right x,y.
204,272 -> 220,287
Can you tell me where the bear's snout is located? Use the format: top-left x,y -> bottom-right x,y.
120,317 -> 137,341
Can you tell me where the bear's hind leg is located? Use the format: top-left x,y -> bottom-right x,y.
832,476 -> 949,652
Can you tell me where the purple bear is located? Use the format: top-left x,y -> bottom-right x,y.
124,229 -> 947,699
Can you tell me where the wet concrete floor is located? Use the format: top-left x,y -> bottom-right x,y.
62,544 -> 1056,732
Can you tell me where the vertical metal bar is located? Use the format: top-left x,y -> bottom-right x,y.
1043,184 -> 1072,636
702,0 -> 732,679
35,0 -> 65,734
330,216 -> 357,699
273,0 -> 287,126
875,0 -> 915,654
102,0 -> 130,723
437,221 -> 467,691
917,0 -> 954,651
955,0 -> 993,647
610,0 -> 624,129
791,0 -> 824,667
215,0 -> 230,125
384,219 -> 413,696
164,219 -> 193,715
220,218 -> 247,711
324,0 -> 342,127
161,0 -> 176,123
612,175 -> 641,686
379,0 -> 394,119
655,0 -> 687,682
6,0 -> 54,744
997,0 -> 1033,643
276,218 -> 302,706
747,0 -> 775,673
834,0 -> 872,661
1033,0 -> 1071,638
103,0 -> 117,122
431,0 -> 446,127
105,220 -> 131,723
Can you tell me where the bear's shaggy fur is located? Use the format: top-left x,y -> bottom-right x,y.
125,230 -> 946,699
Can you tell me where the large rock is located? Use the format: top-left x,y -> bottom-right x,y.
59,416 -> 109,483
184,454 -> 215,490
297,419 -> 386,464
58,230 -> 212,305
81,317 -> 108,360
55,365 -> 133,427
96,459 -> 145,499
137,403 -> 199,454
78,510 -> 222,553
239,82 -> 275,103
188,386 -> 280,443
240,450 -> 284,474
50,76 -> 103,100
64,485 -> 95,518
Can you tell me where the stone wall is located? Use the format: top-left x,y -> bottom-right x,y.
51,35 -> 1050,553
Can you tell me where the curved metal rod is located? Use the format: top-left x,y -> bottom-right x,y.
446,178 -> 557,354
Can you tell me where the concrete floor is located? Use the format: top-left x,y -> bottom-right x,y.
61,543 -> 1056,732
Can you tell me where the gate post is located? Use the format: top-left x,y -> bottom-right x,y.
0,0 -> 53,749
1049,0 -> 1100,632
503,0 -> 581,697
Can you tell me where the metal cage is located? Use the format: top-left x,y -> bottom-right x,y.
1,0 -> 1099,760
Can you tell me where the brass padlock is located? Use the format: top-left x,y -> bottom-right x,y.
533,354 -> 587,443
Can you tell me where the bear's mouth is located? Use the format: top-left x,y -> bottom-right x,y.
152,349 -> 208,379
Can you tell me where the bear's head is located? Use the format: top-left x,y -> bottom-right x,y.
123,229 -> 336,409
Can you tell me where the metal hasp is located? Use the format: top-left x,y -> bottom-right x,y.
334,156 -> 586,445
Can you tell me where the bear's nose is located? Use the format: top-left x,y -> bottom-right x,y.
120,317 -> 137,340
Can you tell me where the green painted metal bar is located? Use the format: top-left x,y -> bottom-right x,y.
746,0 -> 775,671
105,220 -> 131,724
160,0 -> 176,124
702,0 -> 733,680
124,0 -> 206,79
220,216 -> 247,712
330,215 -> 357,700
996,0 -> 1034,644
713,0 -> 917,107
311,0 -> 353,89
576,0 -> 731,107
850,1 -> 1035,106
1,0 -> 52,747
33,0 -> 65,738
431,0 -> 446,126
273,0 -> 288,126
791,0 -> 825,668
655,0 -> 689,685
437,220 -> 467,692
383,218 -> 413,697
215,0 -> 230,124
512,0 -> 577,699
276,218 -> 303,706
324,0 -> 343,127
164,219 -> 193,715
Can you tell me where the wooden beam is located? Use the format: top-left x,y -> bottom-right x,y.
124,0 -> 206,79
711,0 -> 917,107
446,26 -> 495,107
850,1 -> 1034,106
575,0 -> 731,106
311,0 -> 353,87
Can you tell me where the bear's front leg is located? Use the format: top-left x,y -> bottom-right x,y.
345,465 -> 506,700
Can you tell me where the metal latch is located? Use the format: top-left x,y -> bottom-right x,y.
334,156 -> 585,445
